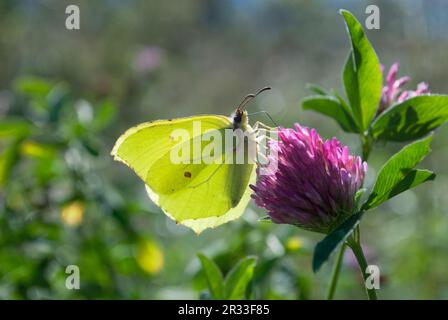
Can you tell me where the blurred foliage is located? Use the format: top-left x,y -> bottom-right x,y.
0,0 -> 448,299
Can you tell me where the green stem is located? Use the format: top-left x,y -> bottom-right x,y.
347,232 -> 378,300
326,242 -> 346,300
361,134 -> 373,160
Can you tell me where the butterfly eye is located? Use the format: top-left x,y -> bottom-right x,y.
234,114 -> 242,123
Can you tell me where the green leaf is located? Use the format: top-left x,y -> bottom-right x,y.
14,76 -> 53,98
258,216 -> 272,223
354,188 -> 367,211
0,140 -> 21,189
312,211 -> 364,272
224,256 -> 257,300
306,83 -> 328,96
302,95 -> 358,132
362,135 -> 433,210
47,84 -> 70,124
340,10 -> 382,131
92,100 -> 117,132
198,254 -> 225,300
387,169 -> 435,199
371,95 -> 448,142
0,120 -> 31,139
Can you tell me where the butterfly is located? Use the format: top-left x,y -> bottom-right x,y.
111,87 -> 274,234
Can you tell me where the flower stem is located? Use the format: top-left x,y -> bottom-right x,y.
361,134 -> 373,160
326,242 -> 346,300
325,133 -> 373,299
347,231 -> 378,300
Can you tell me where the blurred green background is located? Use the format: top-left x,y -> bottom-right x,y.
0,0 -> 447,299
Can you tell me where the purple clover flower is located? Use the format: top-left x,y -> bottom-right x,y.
379,63 -> 430,112
133,46 -> 163,73
251,124 -> 367,234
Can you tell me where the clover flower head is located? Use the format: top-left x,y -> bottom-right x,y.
250,124 -> 367,233
380,63 -> 430,112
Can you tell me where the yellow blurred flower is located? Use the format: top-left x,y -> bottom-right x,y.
136,240 -> 164,275
20,141 -> 54,158
61,201 -> 85,226
285,236 -> 303,252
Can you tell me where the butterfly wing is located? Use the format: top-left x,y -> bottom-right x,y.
111,115 -> 255,234
112,115 -> 231,181
146,161 -> 255,234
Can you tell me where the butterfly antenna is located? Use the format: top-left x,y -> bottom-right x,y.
237,86 -> 271,111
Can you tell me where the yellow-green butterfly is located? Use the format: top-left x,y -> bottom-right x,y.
111,87 -> 272,234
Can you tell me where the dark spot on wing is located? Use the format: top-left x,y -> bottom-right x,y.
184,171 -> 192,178
168,119 -> 172,121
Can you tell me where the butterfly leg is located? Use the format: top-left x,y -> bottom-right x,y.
250,122 -> 277,145
253,121 -> 277,132
250,125 -> 278,168
248,110 -> 279,127
252,123 -> 278,145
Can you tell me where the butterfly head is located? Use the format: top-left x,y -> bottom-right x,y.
232,86 -> 271,131
231,109 -> 249,130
